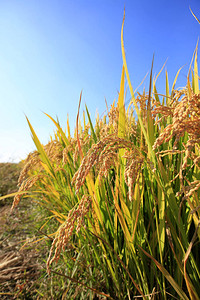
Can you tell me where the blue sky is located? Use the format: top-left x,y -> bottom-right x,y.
0,0 -> 199,162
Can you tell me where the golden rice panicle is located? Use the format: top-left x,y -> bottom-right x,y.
18,151 -> 40,186
193,149 -> 200,167
176,180 -> 200,200
72,136 -> 134,193
98,102 -> 119,139
108,102 -> 119,133
98,150 -> 118,182
182,138 -> 200,170
62,137 -> 76,165
18,141 -> 63,188
97,138 -> 133,181
152,105 -> 173,125
124,150 -> 144,201
62,124 -> 92,167
126,114 -> 137,139
153,89 -> 200,153
44,140 -> 63,165
98,120 -> 110,139
46,195 -> 91,274
11,175 -> 42,210
152,124 -> 173,150
13,150 -> 41,210
71,138 -> 107,193
136,92 -> 148,116
152,89 -> 185,124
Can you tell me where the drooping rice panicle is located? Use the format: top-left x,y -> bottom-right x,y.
46,195 -> 91,274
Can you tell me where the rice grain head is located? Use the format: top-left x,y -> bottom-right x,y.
46,195 -> 91,274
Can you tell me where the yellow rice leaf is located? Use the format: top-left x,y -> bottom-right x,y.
40,161 -> 54,177
0,191 -> 28,201
50,210 -> 66,221
187,74 -> 192,98
67,114 -> 71,138
187,41 -> 198,95
153,82 -> 160,104
83,110 -> 86,130
118,65 -> 125,139
158,185 -> 165,260
165,70 -> 170,105
171,66 -> 184,94
85,104 -> 97,143
190,6 -> 200,24
26,116 -> 56,179
192,70 -> 195,92
194,46 -> 199,94
111,184 -> 135,254
121,11 -> 156,166
147,55 -> 155,149
76,91 -> 84,159
75,92 -> 104,232
44,113 -> 69,147
154,58 -> 168,85
117,66 -> 126,194
120,193 -> 131,228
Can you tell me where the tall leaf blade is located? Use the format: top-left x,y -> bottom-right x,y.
171,66 -> 183,95
121,10 -> 156,167
165,70 -> 170,106
139,246 -> 190,300
44,113 -> 69,147
26,116 -> 56,178
85,104 -> 97,143
190,7 -> 200,24
194,46 -> 199,94
147,55 -> 155,148
118,65 -> 125,139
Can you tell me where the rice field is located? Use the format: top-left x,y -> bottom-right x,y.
1,14 -> 200,299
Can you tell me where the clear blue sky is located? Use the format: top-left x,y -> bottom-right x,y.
0,0 -> 199,162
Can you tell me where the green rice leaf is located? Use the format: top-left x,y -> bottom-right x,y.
44,113 -> 69,147
85,104 -> 97,143
171,66 -> 183,95
139,246 -> 190,300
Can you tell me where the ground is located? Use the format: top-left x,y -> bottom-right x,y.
0,163 -> 47,299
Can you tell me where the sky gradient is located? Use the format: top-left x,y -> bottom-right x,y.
0,0 -> 200,162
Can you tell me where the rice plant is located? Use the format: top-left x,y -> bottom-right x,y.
3,12 -> 200,299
